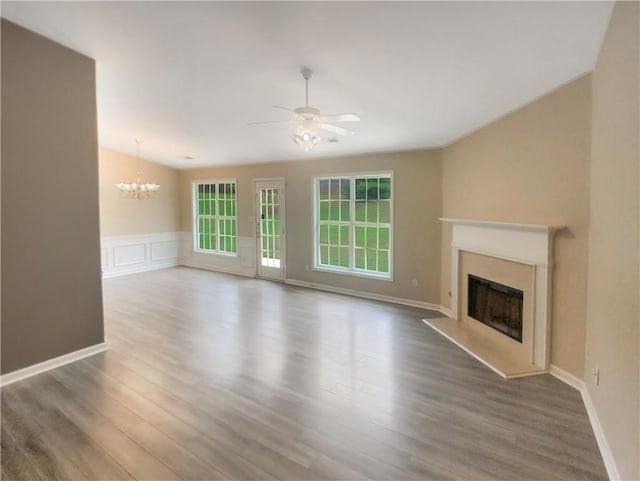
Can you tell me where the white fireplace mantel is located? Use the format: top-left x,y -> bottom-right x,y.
440,218 -> 564,267
432,218 -> 565,378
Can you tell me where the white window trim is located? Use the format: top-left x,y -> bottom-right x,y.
192,179 -> 238,257
312,171 -> 394,281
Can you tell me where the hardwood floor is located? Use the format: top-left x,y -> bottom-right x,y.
1,267 -> 607,480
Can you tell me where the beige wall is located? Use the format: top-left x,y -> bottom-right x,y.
99,147 -> 180,236
180,149 -> 443,303
1,20 -> 104,374
585,2 -> 639,479
440,74 -> 592,378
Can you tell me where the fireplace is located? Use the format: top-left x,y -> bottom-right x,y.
423,218 -> 563,378
468,274 -> 523,343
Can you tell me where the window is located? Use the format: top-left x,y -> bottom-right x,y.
193,180 -> 237,254
314,173 -> 392,278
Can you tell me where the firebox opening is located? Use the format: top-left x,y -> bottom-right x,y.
468,274 -> 524,343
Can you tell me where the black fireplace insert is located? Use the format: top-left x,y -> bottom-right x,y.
468,274 -> 523,343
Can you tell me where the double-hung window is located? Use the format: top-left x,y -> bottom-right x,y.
314,173 -> 392,278
193,180 -> 237,254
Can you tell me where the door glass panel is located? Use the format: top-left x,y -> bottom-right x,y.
260,187 -> 281,268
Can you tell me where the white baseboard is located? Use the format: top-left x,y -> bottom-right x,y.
549,364 -> 619,481
580,385 -> 620,481
549,364 -> 584,391
438,305 -> 453,317
0,342 -> 108,387
285,278 -> 442,312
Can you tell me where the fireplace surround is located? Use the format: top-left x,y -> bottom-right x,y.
426,218 -> 563,378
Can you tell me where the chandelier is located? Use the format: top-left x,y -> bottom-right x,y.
116,140 -> 160,200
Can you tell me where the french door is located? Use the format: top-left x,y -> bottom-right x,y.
255,179 -> 286,280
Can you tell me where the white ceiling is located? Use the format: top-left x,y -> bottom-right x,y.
2,1 -> 613,168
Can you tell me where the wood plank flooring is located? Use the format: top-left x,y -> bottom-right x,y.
1,267 -> 607,480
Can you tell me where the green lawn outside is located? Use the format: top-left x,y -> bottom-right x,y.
318,199 -> 390,224
259,187 -> 281,260
260,218 -> 281,260
197,191 -> 237,253
197,192 -> 237,217
196,185 -> 390,272
317,194 -> 391,274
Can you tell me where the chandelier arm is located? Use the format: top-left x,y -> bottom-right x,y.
135,139 -> 142,181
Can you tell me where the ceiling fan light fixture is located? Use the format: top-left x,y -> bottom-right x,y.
293,130 -> 319,151
250,68 -> 360,151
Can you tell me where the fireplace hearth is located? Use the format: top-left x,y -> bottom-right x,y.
468,274 -> 523,342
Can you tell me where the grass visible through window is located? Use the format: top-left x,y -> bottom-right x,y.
195,182 -> 237,254
316,174 -> 391,276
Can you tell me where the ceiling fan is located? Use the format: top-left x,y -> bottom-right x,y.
249,68 -> 360,151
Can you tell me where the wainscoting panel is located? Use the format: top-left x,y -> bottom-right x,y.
151,240 -> 178,261
239,238 -> 255,268
101,232 -> 180,278
179,232 -> 256,277
114,243 -> 146,267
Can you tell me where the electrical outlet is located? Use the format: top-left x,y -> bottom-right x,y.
412,279 -> 418,288
594,368 -> 600,386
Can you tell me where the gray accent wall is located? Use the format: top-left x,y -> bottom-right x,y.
1,20 -> 104,374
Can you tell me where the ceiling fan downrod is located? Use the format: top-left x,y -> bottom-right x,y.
301,67 -> 313,108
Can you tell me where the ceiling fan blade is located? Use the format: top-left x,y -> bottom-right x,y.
316,123 -> 355,136
273,105 -> 305,120
247,120 -> 298,125
315,113 -> 360,122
